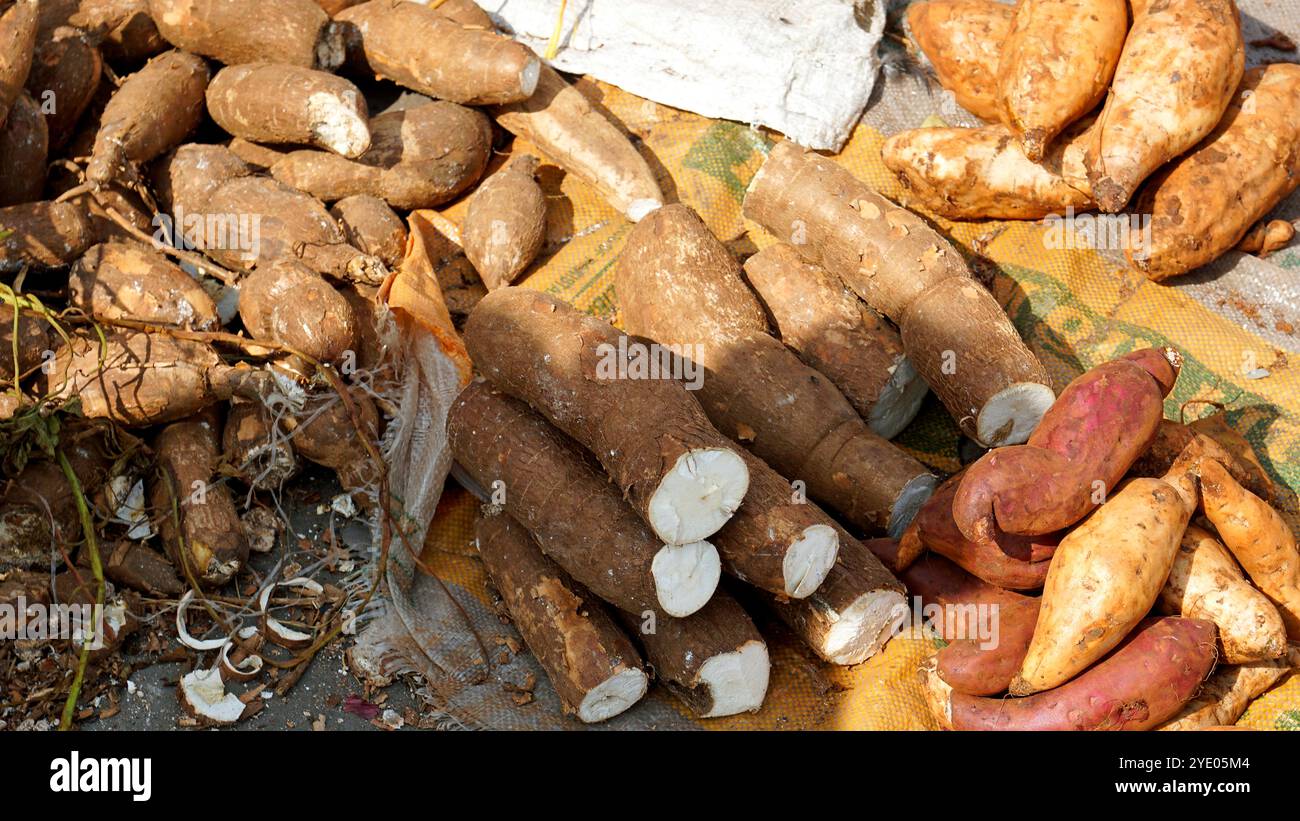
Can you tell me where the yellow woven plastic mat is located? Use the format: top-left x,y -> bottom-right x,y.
422,78 -> 1300,730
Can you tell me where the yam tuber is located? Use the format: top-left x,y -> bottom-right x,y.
448,381 -> 721,618
69,241 -> 220,330
616,204 -> 935,536
906,0 -> 1012,122
742,243 -> 927,439
463,288 -> 749,548
1084,0 -> 1244,212
477,512 -> 649,723
743,140 -> 1054,447
206,63 -> 371,158
461,155 -> 547,290
147,0 -> 343,68
493,64 -> 664,222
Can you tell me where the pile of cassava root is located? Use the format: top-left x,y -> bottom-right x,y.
897,0 -> 1299,280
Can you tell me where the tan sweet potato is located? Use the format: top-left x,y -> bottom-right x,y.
0,0 -> 37,128
1128,64 -> 1300,280
906,0 -> 1012,122
69,241 -> 220,330
1159,525 -> 1287,663
330,194 -> 406,269
494,64 -> 664,222
927,617 -> 1218,731
1200,457 -> 1300,639
882,120 -> 1094,219
238,257 -> 357,365
1084,0 -> 1244,212
266,100 -> 492,210
147,0 -> 342,68
336,0 -> 538,105
206,63 -> 371,158
24,32 -> 102,151
0,200 -> 95,272
996,0 -> 1126,161
1010,461 -> 1198,695
1129,419 -> 1273,502
0,91 -> 47,207
1236,219 -> 1295,258
461,155 -> 547,290
1158,651 -> 1296,730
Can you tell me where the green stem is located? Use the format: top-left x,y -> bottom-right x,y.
56,444 -> 103,732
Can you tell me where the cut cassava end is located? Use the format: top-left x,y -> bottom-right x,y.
620,590 -> 769,718
462,288 -> 748,547
742,243 -> 927,439
476,512 -> 648,723
447,381 -> 722,617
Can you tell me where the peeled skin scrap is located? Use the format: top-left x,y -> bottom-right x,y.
1084,0 -> 1244,212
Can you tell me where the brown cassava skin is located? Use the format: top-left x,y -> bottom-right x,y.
331,194 -> 406,269
1157,653 -> 1293,730
238,257 -> 358,364
25,33 -> 102,151
914,474 -> 1057,590
0,0 -> 37,128
767,536 -> 907,665
742,243 -> 922,439
147,0 -> 339,68
150,143 -> 251,214
336,1 -> 538,105
1129,65 -> 1300,280
286,388 -> 380,495
0,303 -> 52,382
1160,525 -> 1287,663
1011,466 -> 1197,695
69,241 -> 220,330
463,288 -> 748,548
448,381 -> 703,616
0,92 -> 46,207
150,408 -> 249,588
954,347 -> 1180,542
930,617 -> 1218,731
429,0 -> 493,28
1129,420 -> 1272,501
938,596 -> 1041,696
39,0 -> 165,62
314,0 -> 362,15
618,590 -> 768,718
86,540 -> 182,597
0,200 -> 95,272
1200,458 -> 1300,640
462,155 -> 547,290
1085,0 -> 1245,212
477,513 -> 647,723
882,121 -> 1094,220
494,64 -> 664,222
87,49 -> 209,187
206,64 -> 371,158
906,0 -> 1012,122
996,0 -> 1126,161
743,141 -> 1053,447
268,101 -> 492,210
223,399 -> 298,491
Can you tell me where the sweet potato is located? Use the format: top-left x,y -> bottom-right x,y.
336,0 -> 538,105
1200,457 -> 1300,639
266,100 -> 492,210
938,596 -> 1041,696
1160,525 -> 1287,663
477,511 -> 649,723
151,407 -> 248,588
1129,419 -> 1272,502
1158,651 -> 1296,730
906,0 -> 1012,122
330,194 -> 406,269
1128,64 -> 1300,280
867,539 -> 1030,632
996,0 -> 1126,161
1187,413 -> 1274,498
1236,219 -> 1295,258
461,155 -> 547,290
743,140 -> 1054,447
927,617 -> 1218,730
24,32 -> 102,151
1010,460 -> 1198,695
0,0 -> 37,128
238,256 -> 358,364
954,347 -> 1180,542
206,63 -> 371,158
494,64 -> 664,222
87,49 -> 209,187
1084,0 -> 1244,212
463,287 -> 750,548
882,120 -> 1094,220
69,241 -> 220,330
617,205 -> 935,537
0,200 -> 95,272
742,243 -> 927,439
0,92 -> 47,207
147,0 -> 342,68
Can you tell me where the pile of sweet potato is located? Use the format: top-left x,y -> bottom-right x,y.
895,0 -> 1299,281
899,347 -> 1300,730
